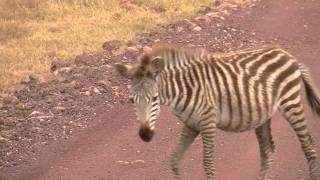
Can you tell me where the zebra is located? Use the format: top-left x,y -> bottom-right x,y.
115,43 -> 320,180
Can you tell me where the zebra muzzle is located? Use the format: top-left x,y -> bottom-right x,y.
139,126 -> 154,142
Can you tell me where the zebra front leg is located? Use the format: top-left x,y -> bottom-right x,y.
255,119 -> 276,180
200,118 -> 216,180
171,125 -> 199,179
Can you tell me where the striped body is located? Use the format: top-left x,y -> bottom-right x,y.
115,44 -> 320,180
158,46 -> 300,132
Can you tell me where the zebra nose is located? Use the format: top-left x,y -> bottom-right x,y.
139,126 -> 154,142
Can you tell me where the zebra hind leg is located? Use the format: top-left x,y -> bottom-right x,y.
279,95 -> 319,180
199,119 -> 216,180
255,119 -> 276,180
170,125 -> 198,179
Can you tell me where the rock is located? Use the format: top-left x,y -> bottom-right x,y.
93,87 -> 101,94
16,103 -> 26,110
30,127 -> 43,133
130,160 -> 145,164
29,111 -> 41,117
0,136 -> 9,143
194,15 -> 211,23
192,26 -> 202,32
221,10 -> 231,16
127,46 -> 139,52
143,46 -> 152,53
97,80 -> 110,88
84,91 -> 91,96
112,45 -> 128,56
54,106 -> 66,113
175,26 -> 184,32
59,67 -> 73,74
206,12 -> 220,18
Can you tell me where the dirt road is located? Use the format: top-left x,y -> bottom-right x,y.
3,0 -> 320,179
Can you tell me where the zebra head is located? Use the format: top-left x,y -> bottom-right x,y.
115,54 -> 165,142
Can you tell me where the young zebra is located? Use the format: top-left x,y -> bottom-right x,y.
115,43 -> 320,180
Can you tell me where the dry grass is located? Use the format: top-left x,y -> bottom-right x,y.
0,0 -> 247,92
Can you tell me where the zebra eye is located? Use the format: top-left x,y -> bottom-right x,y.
152,96 -> 158,102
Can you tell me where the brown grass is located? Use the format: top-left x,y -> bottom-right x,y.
0,0 -> 248,92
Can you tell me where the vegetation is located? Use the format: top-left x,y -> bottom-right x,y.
0,0 -> 242,92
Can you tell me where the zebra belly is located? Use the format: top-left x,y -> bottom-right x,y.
216,102 -> 278,132
216,116 -> 270,132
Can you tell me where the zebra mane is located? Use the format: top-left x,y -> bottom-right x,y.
149,43 -> 207,57
145,43 -> 208,69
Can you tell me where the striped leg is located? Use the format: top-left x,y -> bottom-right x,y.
255,119 -> 275,180
279,96 -> 319,180
171,125 -> 198,179
200,118 -> 216,180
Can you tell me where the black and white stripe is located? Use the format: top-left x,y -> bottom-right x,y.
115,44 -> 320,180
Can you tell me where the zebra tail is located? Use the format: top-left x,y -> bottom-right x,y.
299,63 -> 320,116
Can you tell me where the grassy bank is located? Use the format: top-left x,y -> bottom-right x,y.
0,0 -> 246,92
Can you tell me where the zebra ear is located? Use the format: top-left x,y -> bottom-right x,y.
114,63 -> 134,79
149,56 -> 164,76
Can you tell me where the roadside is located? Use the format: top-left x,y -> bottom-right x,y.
1,0 -> 320,179
0,1 -> 255,178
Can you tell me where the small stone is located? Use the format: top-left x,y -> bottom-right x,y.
194,15 -> 211,23
29,111 -> 41,117
84,91 -> 91,96
97,80 -> 110,88
127,46 -> 139,52
221,10 -> 230,16
54,106 -> 66,113
143,46 -> 152,53
192,26 -> 202,32
16,103 -> 26,110
131,160 -> 145,164
30,127 -> 43,133
93,87 -> 101,94
112,45 -> 128,56
176,26 -> 184,32
206,12 -> 219,18
59,67 -> 73,73
0,136 -> 9,142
